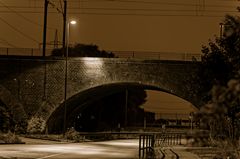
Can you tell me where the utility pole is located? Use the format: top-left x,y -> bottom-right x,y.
42,0 -> 49,57
63,0 -> 67,136
62,0 -> 67,50
125,89 -> 128,128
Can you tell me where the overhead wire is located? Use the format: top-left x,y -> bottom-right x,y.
0,38 -> 17,48
0,16 -> 40,44
0,0 -> 238,19
0,0 -> 56,30
68,7 -> 238,13
66,0 -> 239,9
0,6 -> 237,12
68,12 -> 225,17
0,10 -> 237,17
59,0 -> 64,13
1,0 -> 238,9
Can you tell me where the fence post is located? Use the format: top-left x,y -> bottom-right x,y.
139,135 -> 142,158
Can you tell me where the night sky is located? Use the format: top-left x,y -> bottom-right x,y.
0,0 -> 239,52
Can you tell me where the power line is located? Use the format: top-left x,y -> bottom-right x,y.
0,16 -> 40,44
0,6 -> 235,10
72,0 -> 239,9
68,12 -> 229,17
0,38 -> 17,48
69,7 -> 239,13
59,0 -> 64,13
0,7 -> 238,13
0,0 -> 56,30
0,1 -> 238,9
0,9 -> 238,13
0,10 -> 233,17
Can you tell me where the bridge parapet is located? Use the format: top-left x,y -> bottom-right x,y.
0,47 -> 201,61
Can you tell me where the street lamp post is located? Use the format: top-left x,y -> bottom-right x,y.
63,20 -> 76,136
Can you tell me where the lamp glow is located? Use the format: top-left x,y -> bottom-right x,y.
70,20 -> 77,25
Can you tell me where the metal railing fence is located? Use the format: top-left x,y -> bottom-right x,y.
139,132 -> 185,158
0,47 -> 202,61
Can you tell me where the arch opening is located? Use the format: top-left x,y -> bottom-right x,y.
46,82 -> 198,134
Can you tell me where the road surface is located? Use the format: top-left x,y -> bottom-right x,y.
0,138 -> 139,159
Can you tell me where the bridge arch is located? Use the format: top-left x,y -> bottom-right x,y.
45,82 -> 197,133
0,57 -> 201,133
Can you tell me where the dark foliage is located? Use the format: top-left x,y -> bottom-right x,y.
0,101 -> 15,133
194,15 -> 240,149
51,43 -> 115,58
198,15 -> 240,103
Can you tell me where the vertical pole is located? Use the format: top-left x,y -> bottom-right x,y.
63,0 -> 68,136
62,0 -> 67,50
139,135 -> 141,158
42,0 -> 48,57
144,112 -> 146,129
125,89 -> 128,128
63,22 -> 69,136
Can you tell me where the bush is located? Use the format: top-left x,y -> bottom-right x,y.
27,117 -> 46,134
0,132 -> 24,144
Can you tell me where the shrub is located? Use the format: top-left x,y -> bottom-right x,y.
27,117 -> 46,134
0,131 -> 24,144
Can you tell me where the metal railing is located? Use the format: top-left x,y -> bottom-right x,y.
139,132 -> 185,158
111,50 -> 201,61
139,134 -> 155,159
0,47 -> 202,61
157,132 -> 184,147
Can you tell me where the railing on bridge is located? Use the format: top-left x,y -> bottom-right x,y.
0,47 -> 202,61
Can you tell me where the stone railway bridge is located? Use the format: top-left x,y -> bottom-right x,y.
0,56 -> 201,133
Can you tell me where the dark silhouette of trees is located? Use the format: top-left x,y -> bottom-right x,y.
197,15 -> 240,103
51,43 -> 115,57
0,100 -> 15,133
196,14 -> 240,145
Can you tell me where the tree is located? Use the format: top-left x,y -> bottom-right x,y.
195,14 -> 240,150
51,43 -> 115,57
198,15 -> 240,103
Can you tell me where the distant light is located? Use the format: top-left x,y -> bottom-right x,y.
70,20 -> 77,25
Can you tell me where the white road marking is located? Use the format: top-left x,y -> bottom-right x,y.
36,153 -> 63,159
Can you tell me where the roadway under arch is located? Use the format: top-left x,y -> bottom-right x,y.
46,82 -> 198,133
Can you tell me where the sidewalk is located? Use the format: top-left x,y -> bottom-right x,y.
172,146 -> 201,159
157,146 -> 201,159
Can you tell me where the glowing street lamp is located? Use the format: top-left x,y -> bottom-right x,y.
63,20 -> 77,136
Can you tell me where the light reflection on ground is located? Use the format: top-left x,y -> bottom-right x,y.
0,139 -> 139,159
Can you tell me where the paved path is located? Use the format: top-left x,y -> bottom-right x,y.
0,138 -> 139,159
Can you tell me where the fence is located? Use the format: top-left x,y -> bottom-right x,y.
0,47 -> 202,61
139,132 -> 185,158
139,134 -> 155,158
0,47 -> 53,56
112,50 -> 201,61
